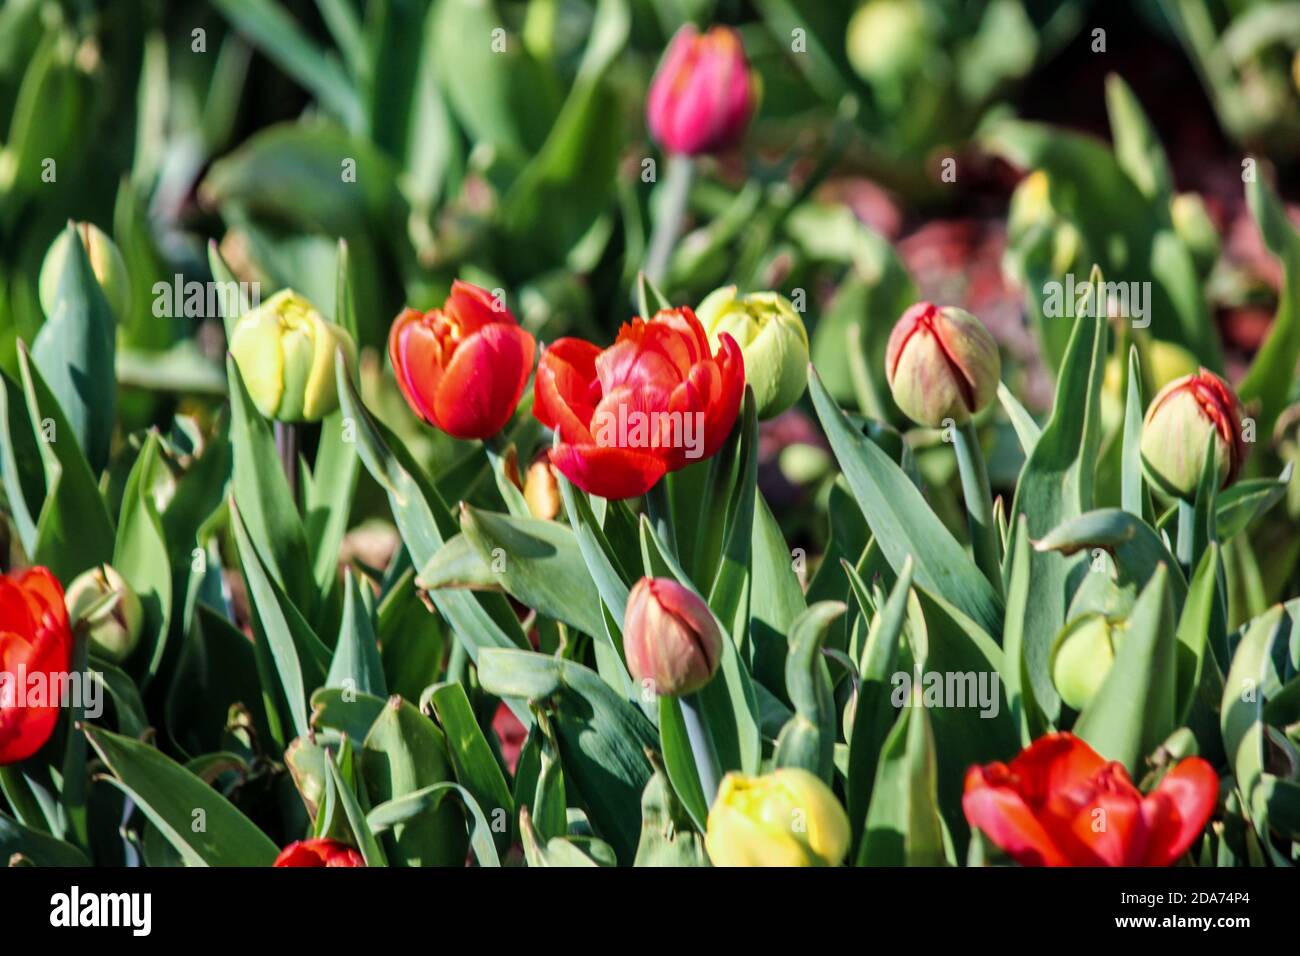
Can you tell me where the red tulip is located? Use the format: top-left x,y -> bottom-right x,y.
963,733 -> 1218,867
533,307 -> 744,499
647,25 -> 758,156
273,838 -> 365,867
0,568 -> 72,766
389,281 -> 536,440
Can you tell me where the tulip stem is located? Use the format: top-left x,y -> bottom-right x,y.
680,692 -> 723,806
275,421 -> 301,504
643,155 -> 695,288
1176,499 -> 1195,571
953,420 -> 1002,595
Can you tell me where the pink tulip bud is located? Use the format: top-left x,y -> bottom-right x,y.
646,25 -> 758,157
623,577 -> 723,697
885,302 -> 1000,427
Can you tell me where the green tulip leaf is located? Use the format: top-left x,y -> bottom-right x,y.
326,568 -> 386,699
1075,564 -> 1178,772
84,726 -> 279,866
810,365 -> 1003,636
31,222 -> 116,473
773,601 -> 843,783
846,557 -> 912,845
477,648 -> 656,863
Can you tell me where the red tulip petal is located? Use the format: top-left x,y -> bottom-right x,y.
549,443 -> 667,500
445,280 -> 509,335
962,764 -> 1071,867
1141,757 -> 1218,866
1005,732 -> 1109,808
1056,778 -> 1148,866
534,338 -> 601,443
389,308 -> 445,426
432,323 -> 535,440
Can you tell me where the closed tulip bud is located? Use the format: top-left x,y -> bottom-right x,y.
389,281 -> 536,441
1140,369 -> 1247,499
846,0 -> 930,84
273,838 -> 365,867
39,222 -> 130,322
229,290 -> 356,423
64,565 -> 143,664
885,303 -> 1000,427
1170,193 -> 1220,277
523,456 -> 561,520
697,286 -> 808,419
647,25 -> 758,157
623,577 -> 722,697
705,768 -> 850,867
1050,613 -> 1123,711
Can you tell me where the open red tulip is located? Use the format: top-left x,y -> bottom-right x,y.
533,307 -> 744,499
0,567 -> 72,766
963,732 -> 1218,867
273,838 -> 365,867
389,281 -> 536,441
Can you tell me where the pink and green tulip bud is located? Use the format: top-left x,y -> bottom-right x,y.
885,302 -> 1000,427
229,289 -> 356,423
696,285 -> 808,419
646,25 -> 758,157
64,565 -> 144,664
1050,613 -> 1123,711
705,768 -> 850,867
623,577 -> 722,697
1140,369 -> 1247,499
38,222 -> 131,322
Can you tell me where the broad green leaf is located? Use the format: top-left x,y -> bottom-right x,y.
477,649 -> 656,863
1075,565 -> 1178,772
773,602 -> 843,783
31,222 -> 116,473
113,432 -> 173,687
19,346 -> 113,581
227,355 -> 313,612
84,726 -> 279,866
633,753 -> 709,867
1009,306 -> 1107,721
846,557 -> 912,846
335,355 -> 532,684
304,410 -> 359,594
997,382 -> 1041,458
1000,517 -> 1043,746
425,681 -> 514,858
326,568 -> 386,698
1120,345 -> 1148,519
748,492 -> 806,697
0,811 -> 89,867
0,366 -> 44,552
1176,543 -> 1221,723
366,782 -> 500,867
858,701 -> 948,867
232,503 -> 330,740
1104,74 -> 1172,202
458,504 -> 607,641
810,366 -> 1002,635
361,695 -> 466,867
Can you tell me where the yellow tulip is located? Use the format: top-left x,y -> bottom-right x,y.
705,768 -> 850,867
